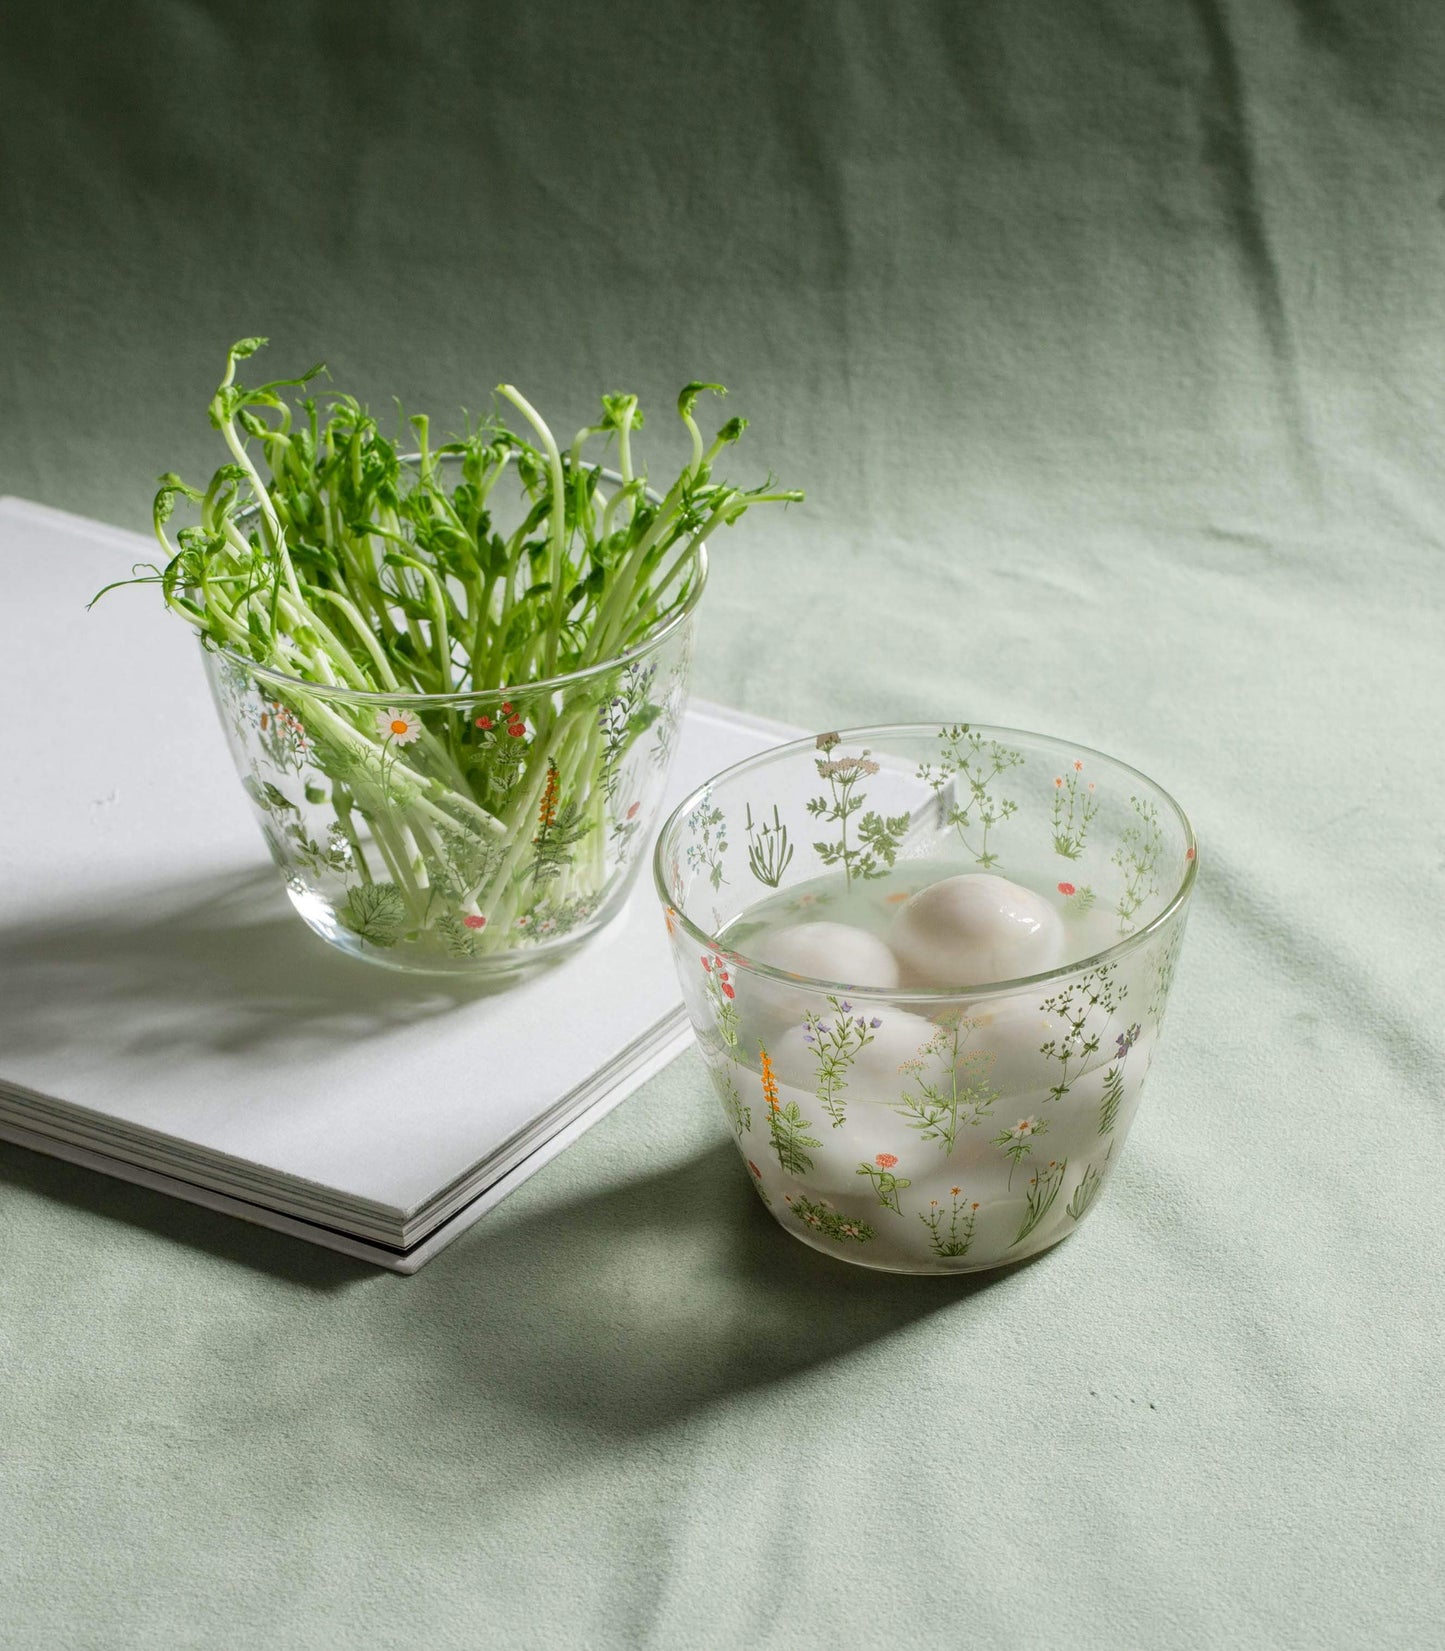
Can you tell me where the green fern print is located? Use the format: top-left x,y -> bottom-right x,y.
529,762 -> 591,885
807,733 -> 909,886
760,1044 -> 819,1177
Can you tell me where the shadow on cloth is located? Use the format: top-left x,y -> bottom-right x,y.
0,1138 -> 373,1291
418,1138 -> 1050,1437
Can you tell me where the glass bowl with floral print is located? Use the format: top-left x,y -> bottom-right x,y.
203,573 -> 698,978
654,724 -> 1197,1273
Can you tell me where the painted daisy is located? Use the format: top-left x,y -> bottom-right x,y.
376,708 -> 422,745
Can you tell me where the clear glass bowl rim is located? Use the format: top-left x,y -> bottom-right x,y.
209,458 -> 708,707
652,720 -> 1199,1004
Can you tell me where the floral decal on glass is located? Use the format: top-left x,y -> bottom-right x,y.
856,1152 -> 911,1214
1051,760 -> 1100,860
1114,793 -> 1164,933
1066,1147 -> 1112,1223
802,998 -> 881,1127
700,952 -> 739,1048
1038,963 -> 1127,1101
921,1188 -> 980,1259
744,802 -> 795,887
894,1011 -> 999,1154
1013,1158 -> 1069,1248
1097,1022 -> 1141,1136
760,1044 -> 820,1177
807,734 -> 909,885
1056,880 -> 1096,914
992,1115 -> 1048,1185
1148,920 -> 1185,1022
685,789 -> 729,890
786,1195 -> 876,1244
916,723 -> 1024,868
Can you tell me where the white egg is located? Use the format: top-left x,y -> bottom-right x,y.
890,873 -> 1065,988
748,920 -> 902,988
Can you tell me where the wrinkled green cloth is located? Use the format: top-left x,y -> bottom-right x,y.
2,3 -> 1443,1647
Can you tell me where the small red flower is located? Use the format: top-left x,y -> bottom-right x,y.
1058,881 -> 1076,896
462,914 -> 487,931
501,702 -> 514,714
508,722 -> 526,737
626,801 -> 641,820
1054,776 -> 1064,789
476,715 -> 493,730
1186,845 -> 1197,861
1073,759 -> 1083,771
720,982 -> 735,1000
875,1153 -> 898,1170
701,955 -> 713,971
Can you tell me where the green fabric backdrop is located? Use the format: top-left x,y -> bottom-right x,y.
3,4 -> 1443,1646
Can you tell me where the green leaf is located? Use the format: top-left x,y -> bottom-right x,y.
338,882 -> 408,946
677,381 -> 726,419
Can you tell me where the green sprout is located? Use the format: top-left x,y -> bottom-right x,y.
99,341 -> 801,958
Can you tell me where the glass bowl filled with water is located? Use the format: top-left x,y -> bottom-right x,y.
653,723 -> 1197,1274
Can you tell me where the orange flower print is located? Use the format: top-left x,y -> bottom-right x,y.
1073,759 -> 1083,771
950,1186 -> 962,1197
760,1047 -> 781,1114
875,1152 -> 898,1169
536,762 -> 560,832
1058,882 -> 1076,896
1054,776 -> 1064,789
